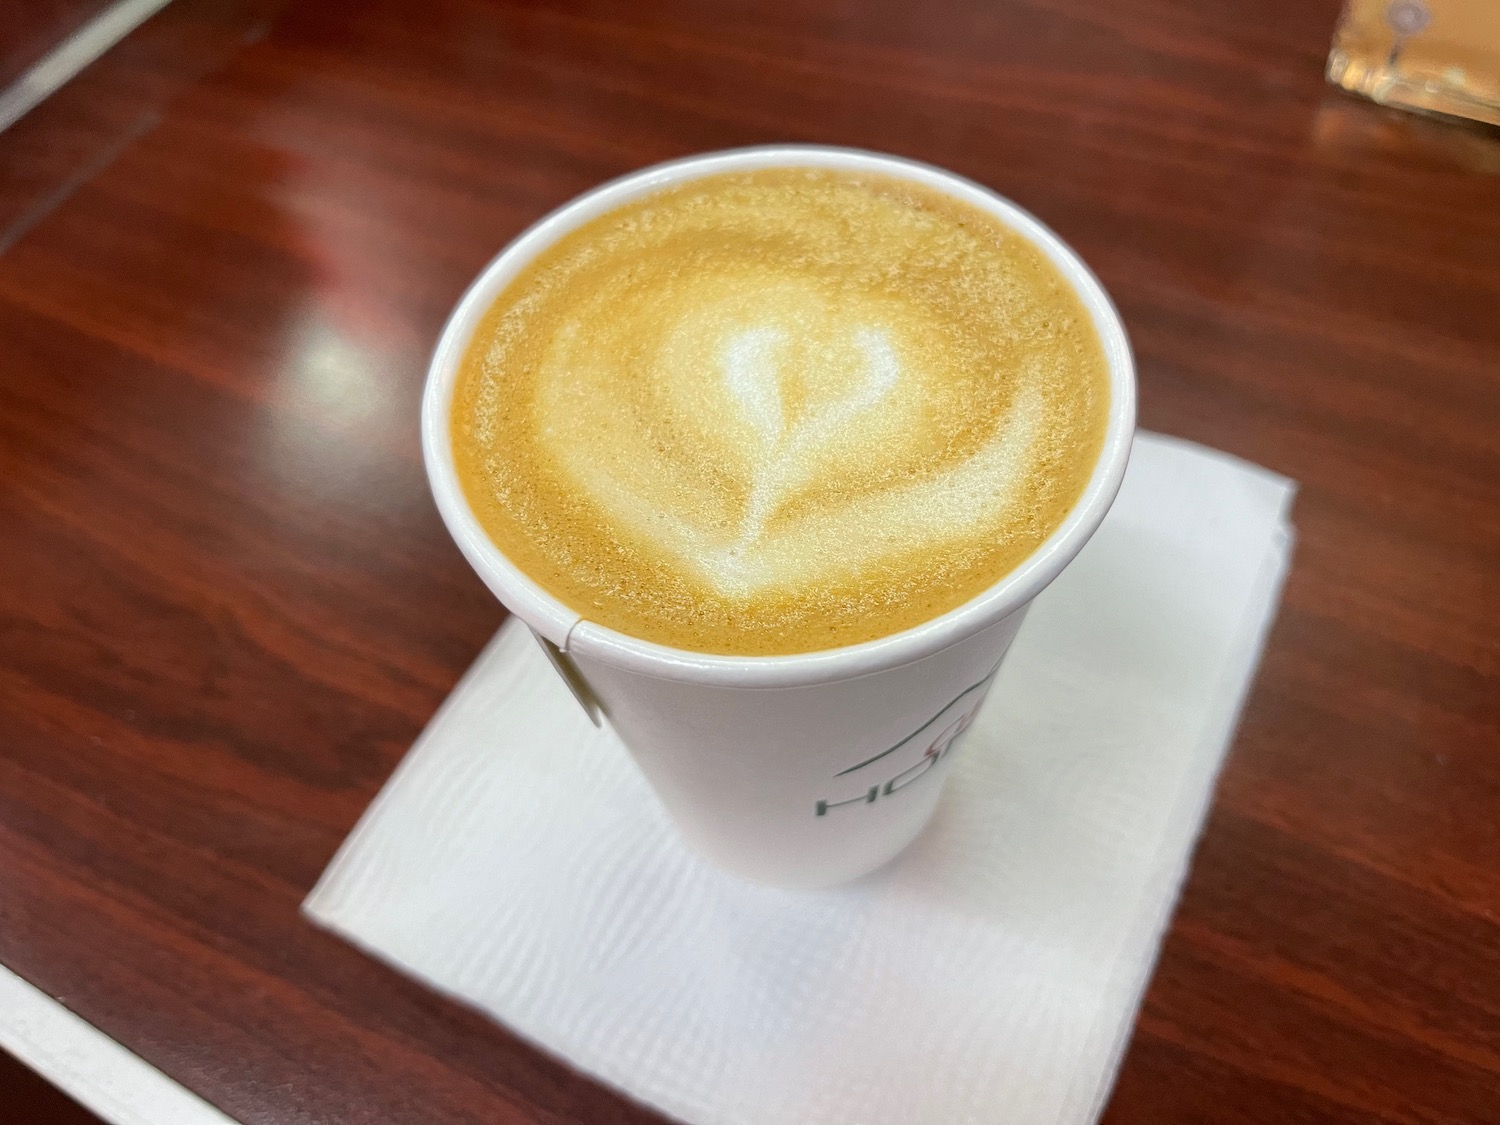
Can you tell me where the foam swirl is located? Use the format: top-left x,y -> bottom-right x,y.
454,168 -> 1109,654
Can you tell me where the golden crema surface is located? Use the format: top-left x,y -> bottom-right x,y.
451,167 -> 1110,655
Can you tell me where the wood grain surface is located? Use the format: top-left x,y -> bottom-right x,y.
1,1 -> 1498,1123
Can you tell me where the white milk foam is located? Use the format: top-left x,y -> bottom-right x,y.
542,317 -> 1041,596
454,168 -> 1108,654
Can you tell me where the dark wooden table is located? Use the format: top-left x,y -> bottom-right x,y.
3,0 -> 1498,1122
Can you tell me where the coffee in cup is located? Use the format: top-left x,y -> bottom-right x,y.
450,166 -> 1110,656
426,148 -> 1135,886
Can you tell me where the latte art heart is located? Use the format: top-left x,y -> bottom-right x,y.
453,168 -> 1109,655
725,324 -> 900,548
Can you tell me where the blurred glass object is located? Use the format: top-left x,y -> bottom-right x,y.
1328,0 -> 1500,127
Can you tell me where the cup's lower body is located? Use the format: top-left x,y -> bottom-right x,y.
566,606 -> 1028,889
666,765 -> 955,889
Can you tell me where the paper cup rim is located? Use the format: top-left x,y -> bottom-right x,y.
422,145 -> 1136,688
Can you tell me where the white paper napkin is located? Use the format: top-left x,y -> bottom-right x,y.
306,433 -> 1295,1125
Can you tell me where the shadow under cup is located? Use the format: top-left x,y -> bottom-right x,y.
422,145 -> 1137,888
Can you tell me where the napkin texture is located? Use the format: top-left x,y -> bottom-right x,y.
306,433 -> 1295,1125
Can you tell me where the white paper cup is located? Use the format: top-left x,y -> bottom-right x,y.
422,146 -> 1136,888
